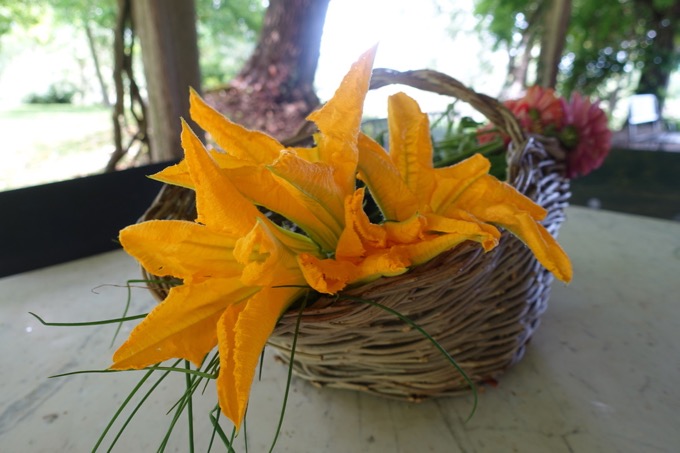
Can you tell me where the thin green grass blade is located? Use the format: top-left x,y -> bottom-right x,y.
49,369 -> 122,378
92,363 -> 161,452
258,349 -> 265,381
184,360 -> 195,453
50,366 -> 215,380
29,312 -> 147,327
90,278 -> 179,294
228,426 -> 237,451
105,361 -> 180,452
157,389 -> 188,452
200,351 -> 220,394
340,295 -> 478,422
207,404 -> 226,453
158,361 -> 208,452
267,295 -> 308,453
109,279 -> 136,347
243,410 -> 248,453
148,366 -> 216,379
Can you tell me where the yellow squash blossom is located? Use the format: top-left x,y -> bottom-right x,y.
297,92 -> 572,291
113,122 -> 322,429
360,92 -> 572,282
113,48 -> 377,430
152,48 -> 376,252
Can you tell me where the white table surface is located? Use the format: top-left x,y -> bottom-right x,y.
1,206 -> 679,453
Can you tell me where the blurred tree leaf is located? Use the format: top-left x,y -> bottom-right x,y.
472,0 -> 680,108
195,0 -> 265,88
0,1 -> 45,38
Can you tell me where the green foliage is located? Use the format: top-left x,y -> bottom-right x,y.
5,0 -> 264,91
474,0 -> 542,48
559,0 -> 647,96
196,0 -> 264,36
24,81 -> 78,104
45,0 -> 117,30
473,0 -> 680,101
195,0 -> 265,88
0,1 -> 44,38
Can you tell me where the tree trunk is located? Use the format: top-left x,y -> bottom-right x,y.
537,0 -> 571,88
132,0 -> 202,161
235,0 -> 329,105
106,0 -> 150,172
501,29 -> 535,98
83,20 -> 111,106
206,0 -> 331,140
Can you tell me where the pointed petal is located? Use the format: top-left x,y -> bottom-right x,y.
298,248 -> 411,294
357,133 -> 418,221
307,46 -> 375,144
111,279 -> 258,369
350,248 -> 410,283
336,188 -> 387,260
151,160 -> 194,188
430,154 -> 490,214
151,148 -> 247,189
181,120 -> 264,235
189,87 -> 282,164
305,46 -> 376,199
383,214 -> 427,245
453,175 -> 571,282
268,222 -> 322,256
297,253 -> 358,294
222,165 -> 339,251
119,220 -> 242,282
216,286 -> 304,429
476,205 -> 572,282
387,92 -> 437,207
423,213 -> 499,251
215,301 -> 244,428
291,142 -> 321,162
394,233 -> 475,267
267,150 -> 345,241
436,207 -> 503,251
234,219 -> 307,288
150,133 -> 335,249
454,174 -> 547,220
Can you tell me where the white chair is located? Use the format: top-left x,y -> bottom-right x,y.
628,94 -> 662,141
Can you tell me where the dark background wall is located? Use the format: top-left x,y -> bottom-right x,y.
0,162 -> 172,277
570,149 -> 680,222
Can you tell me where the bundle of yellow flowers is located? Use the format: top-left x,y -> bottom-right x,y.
112,46 -> 571,430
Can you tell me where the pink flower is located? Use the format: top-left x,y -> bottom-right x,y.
477,86 -> 564,146
475,86 -> 611,179
505,86 -> 564,136
476,122 -> 504,145
560,93 -> 612,178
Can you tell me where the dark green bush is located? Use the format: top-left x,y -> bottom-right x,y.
25,82 -> 77,104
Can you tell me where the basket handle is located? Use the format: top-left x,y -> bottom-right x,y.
369,68 -> 527,173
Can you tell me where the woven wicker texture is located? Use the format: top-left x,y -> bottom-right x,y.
139,69 -> 570,401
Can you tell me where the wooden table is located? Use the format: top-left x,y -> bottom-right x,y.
1,206 -> 678,452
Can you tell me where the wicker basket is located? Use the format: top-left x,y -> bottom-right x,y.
140,68 -> 570,402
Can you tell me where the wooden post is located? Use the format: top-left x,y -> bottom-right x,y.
538,0 -> 572,88
132,0 -> 202,161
